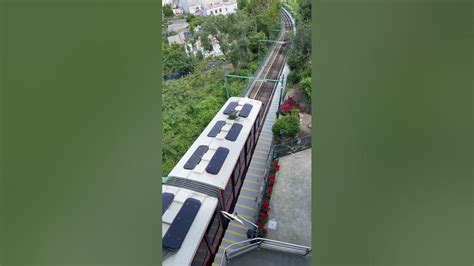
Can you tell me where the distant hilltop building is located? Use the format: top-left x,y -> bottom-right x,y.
179,0 -> 237,16
163,0 -> 179,6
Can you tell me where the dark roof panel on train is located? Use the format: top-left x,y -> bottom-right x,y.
207,120 -> 226,137
162,192 -> 175,215
183,145 -> 209,170
239,104 -> 253,118
223,101 -> 238,115
162,197 -> 202,252
206,147 -> 230,174
225,123 -> 243,141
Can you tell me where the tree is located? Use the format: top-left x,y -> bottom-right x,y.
198,1 -> 280,72
198,14 -> 252,71
163,44 -> 195,75
300,76 -> 311,103
163,4 -> 174,17
287,21 -> 311,84
238,0 -> 248,10
298,0 -> 311,22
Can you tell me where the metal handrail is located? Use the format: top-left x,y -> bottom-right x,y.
220,237 -> 311,265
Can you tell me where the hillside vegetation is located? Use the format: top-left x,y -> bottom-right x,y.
286,0 -> 312,102
162,0 -> 282,174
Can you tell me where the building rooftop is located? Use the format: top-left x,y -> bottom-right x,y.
167,34 -> 185,45
167,21 -> 189,33
202,0 -> 236,8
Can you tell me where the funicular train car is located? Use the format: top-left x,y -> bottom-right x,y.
163,97 -> 263,265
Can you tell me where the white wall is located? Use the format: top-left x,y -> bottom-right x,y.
204,3 -> 236,16
179,0 -> 190,12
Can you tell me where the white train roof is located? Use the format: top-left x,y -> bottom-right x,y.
168,97 -> 262,190
162,185 -> 218,266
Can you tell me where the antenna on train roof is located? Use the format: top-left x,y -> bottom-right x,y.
228,110 -> 239,120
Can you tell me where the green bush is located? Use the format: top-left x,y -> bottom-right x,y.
300,76 -> 311,103
162,68 -> 226,174
163,4 -> 173,17
272,110 -> 300,140
287,70 -> 301,85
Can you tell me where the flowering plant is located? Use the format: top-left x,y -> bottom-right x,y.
255,159 -> 280,238
270,161 -> 280,175
279,96 -> 300,115
257,227 -> 268,237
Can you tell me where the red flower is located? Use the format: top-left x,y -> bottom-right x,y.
268,175 -> 276,183
259,213 -> 269,220
267,186 -> 273,194
276,164 -> 280,171
262,200 -> 270,210
279,103 -> 293,113
279,96 -> 299,114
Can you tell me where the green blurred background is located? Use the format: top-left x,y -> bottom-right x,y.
1,2 -> 162,265
313,1 -> 472,265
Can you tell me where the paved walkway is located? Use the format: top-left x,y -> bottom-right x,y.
222,148 -> 312,266
267,148 -> 312,247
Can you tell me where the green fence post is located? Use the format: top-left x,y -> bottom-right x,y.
224,73 -> 229,99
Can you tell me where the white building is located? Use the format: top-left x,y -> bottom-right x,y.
202,0 -> 237,16
163,0 -> 179,6
179,0 -> 237,16
179,0 -> 202,15
184,25 -> 223,57
186,37 -> 223,57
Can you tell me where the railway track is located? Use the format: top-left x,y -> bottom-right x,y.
246,9 -> 294,127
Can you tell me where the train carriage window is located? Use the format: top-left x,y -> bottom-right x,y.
239,150 -> 246,169
191,239 -> 210,266
254,120 -> 259,145
246,131 -> 253,154
206,213 -> 221,245
233,164 -> 240,182
223,179 -> 234,204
